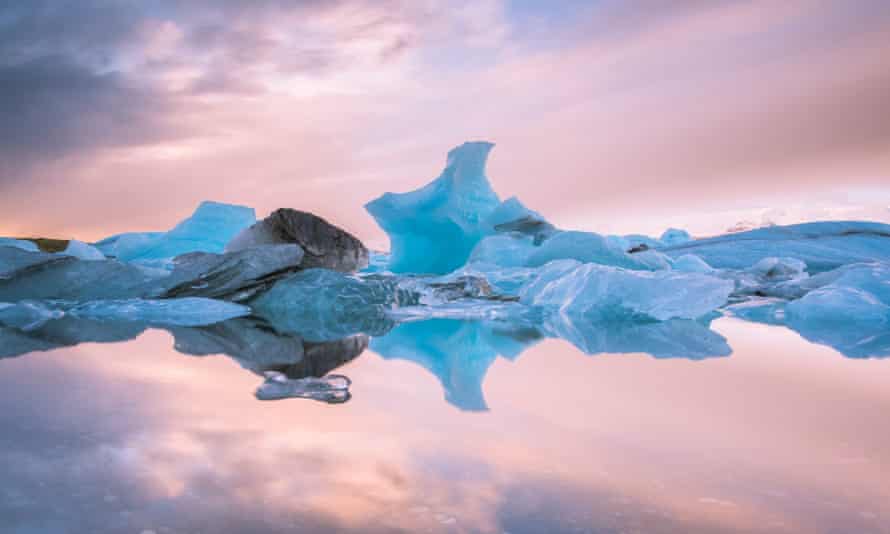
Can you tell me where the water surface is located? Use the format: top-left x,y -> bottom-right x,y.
1,318 -> 889,533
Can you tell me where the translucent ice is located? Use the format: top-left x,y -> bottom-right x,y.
61,240 -> 106,261
660,228 -> 692,246
661,221 -> 890,272
98,201 -> 255,262
520,260 -> 733,321
67,298 -> 251,326
251,269 -> 408,341
0,239 -> 39,252
527,231 -> 671,270
671,254 -> 714,273
785,262 -> 890,324
0,248 -> 165,302
365,142 -> 501,274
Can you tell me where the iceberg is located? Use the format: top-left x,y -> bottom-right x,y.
365,142 -> 501,274
251,269 -> 408,341
61,240 -> 106,261
0,248 -> 165,302
660,221 -> 890,272
659,228 -> 692,246
0,238 -> 39,252
671,254 -> 714,273
520,260 -> 733,321
67,298 -> 250,326
785,263 -> 890,324
98,201 -> 255,262
527,231 -> 671,270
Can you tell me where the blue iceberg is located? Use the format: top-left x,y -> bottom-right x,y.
365,142 -> 500,274
96,201 -> 255,262
0,238 -> 39,253
660,221 -> 890,272
520,260 -> 733,321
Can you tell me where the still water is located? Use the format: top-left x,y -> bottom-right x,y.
1,317 -> 889,534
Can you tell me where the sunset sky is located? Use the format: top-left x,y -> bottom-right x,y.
2,0 -> 889,247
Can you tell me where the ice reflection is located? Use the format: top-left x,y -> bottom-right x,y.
1,320 -> 889,533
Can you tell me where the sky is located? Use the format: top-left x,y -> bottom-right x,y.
1,0 -> 889,247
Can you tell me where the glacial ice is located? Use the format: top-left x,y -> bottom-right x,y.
527,231 -> 671,270
0,248 -> 165,302
659,228 -> 692,246
66,298 -> 251,326
520,260 -> 734,321
365,142 -> 501,274
660,221 -> 890,272
0,239 -> 39,252
250,269 -> 406,341
97,201 -> 255,262
785,263 -> 890,324
671,254 -> 714,273
61,240 -> 106,261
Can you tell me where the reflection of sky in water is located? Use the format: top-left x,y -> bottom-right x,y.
1,319 -> 890,533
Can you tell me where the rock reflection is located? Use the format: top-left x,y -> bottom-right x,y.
0,316 -> 368,404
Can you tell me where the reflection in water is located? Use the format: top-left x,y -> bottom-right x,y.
0,319 -> 889,533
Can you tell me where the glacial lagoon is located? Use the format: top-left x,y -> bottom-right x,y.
2,142 -> 890,533
2,317 -> 890,534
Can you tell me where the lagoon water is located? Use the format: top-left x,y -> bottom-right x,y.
1,317 -> 889,534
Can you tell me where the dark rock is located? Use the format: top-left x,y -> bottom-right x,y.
226,208 -> 368,272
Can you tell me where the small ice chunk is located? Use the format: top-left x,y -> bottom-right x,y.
365,142 -> 501,274
61,240 -> 105,261
520,260 -> 733,321
0,238 -> 39,252
749,257 -> 806,280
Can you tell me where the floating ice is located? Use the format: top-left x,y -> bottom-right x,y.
0,248 -> 165,302
660,221 -> 890,272
251,269 -> 407,341
527,231 -> 671,270
98,201 -> 255,262
68,298 -> 250,326
61,240 -> 106,261
671,254 -> 714,273
0,239 -> 39,252
365,142 -> 501,274
785,263 -> 890,324
520,260 -> 734,321
660,228 -> 692,246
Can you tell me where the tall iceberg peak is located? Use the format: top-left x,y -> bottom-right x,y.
365,141 -> 500,274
